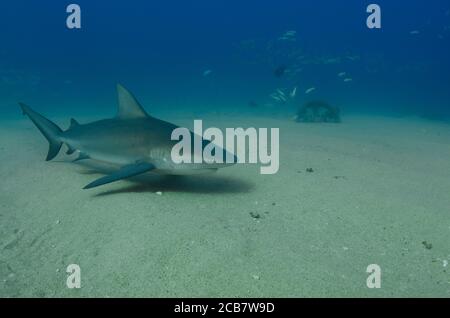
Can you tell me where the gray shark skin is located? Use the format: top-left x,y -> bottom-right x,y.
20,84 -> 236,189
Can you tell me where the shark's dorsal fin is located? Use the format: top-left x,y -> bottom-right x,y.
69,118 -> 80,129
116,84 -> 149,119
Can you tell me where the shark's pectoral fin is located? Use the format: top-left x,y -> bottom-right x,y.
83,162 -> 155,189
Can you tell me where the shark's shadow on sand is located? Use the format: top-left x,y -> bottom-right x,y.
72,161 -> 254,197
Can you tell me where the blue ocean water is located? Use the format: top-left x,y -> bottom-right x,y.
0,0 -> 449,119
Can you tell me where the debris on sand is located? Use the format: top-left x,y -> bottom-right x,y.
422,241 -> 433,250
306,168 -> 314,173
295,100 -> 341,123
250,212 -> 261,219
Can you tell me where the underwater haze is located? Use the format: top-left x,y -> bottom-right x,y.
1,0 -> 450,118
1,0 -> 450,297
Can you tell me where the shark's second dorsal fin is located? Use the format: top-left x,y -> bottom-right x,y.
116,84 -> 149,119
70,118 -> 80,129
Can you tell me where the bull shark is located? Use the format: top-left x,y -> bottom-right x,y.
20,84 -> 236,189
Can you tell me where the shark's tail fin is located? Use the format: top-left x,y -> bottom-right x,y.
19,103 -> 63,161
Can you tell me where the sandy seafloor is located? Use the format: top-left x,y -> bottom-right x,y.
1,113 -> 450,298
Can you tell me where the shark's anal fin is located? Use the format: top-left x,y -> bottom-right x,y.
66,145 -> 76,155
83,162 -> 155,189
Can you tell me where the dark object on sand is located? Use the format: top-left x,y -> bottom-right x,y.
250,212 -> 261,219
306,168 -> 314,173
295,100 -> 341,123
273,65 -> 287,78
422,241 -> 433,250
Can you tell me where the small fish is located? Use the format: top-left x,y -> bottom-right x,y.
324,58 -> 340,64
305,87 -> 316,94
290,87 -> 297,98
279,30 -> 297,41
343,78 -> 353,82
346,55 -> 359,61
270,95 -> 282,102
410,30 -> 420,35
338,72 -> 346,77
276,89 -> 285,96
203,69 -> 212,77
